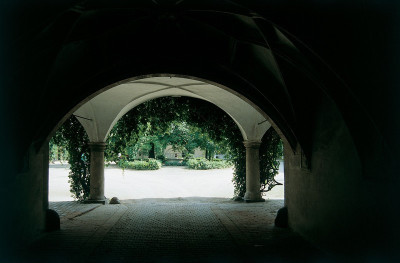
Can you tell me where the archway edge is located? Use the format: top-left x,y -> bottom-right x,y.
73,74 -> 290,147
45,69 -> 296,154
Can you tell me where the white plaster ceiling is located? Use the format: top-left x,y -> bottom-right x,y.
74,77 -> 271,142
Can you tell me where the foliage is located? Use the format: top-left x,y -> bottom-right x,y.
186,158 -> 232,170
259,130 -> 283,192
106,119 -> 226,163
129,135 -> 164,160
51,116 -> 90,200
49,140 -> 68,162
229,129 -> 283,197
52,96 -> 283,200
156,154 -> 167,163
159,122 -> 225,158
226,133 -> 247,197
105,97 -> 282,197
105,98 -> 187,163
120,159 -> 161,170
163,160 -> 186,166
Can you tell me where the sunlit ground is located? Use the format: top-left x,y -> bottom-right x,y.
49,163 -> 284,201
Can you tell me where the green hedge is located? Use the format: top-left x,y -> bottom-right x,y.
186,158 -> 232,170
120,159 -> 162,170
163,159 -> 186,166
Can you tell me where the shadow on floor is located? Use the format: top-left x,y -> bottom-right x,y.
21,198 -> 337,263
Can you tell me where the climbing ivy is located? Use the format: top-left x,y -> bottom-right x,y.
259,129 -> 283,193
52,97 -> 282,200
51,117 -> 90,201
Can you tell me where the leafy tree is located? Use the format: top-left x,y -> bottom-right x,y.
157,122 -> 226,158
49,139 -> 68,162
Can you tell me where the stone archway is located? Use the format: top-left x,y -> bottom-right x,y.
74,75 -> 281,203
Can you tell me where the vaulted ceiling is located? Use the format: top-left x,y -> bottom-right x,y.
4,0 -> 397,167
75,76 -> 271,142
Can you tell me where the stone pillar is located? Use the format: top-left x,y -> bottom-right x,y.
243,140 -> 265,202
87,142 -> 107,204
43,143 -> 50,210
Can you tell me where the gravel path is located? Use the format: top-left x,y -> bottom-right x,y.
49,163 -> 284,201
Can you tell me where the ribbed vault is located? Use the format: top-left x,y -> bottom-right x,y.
75,76 -> 272,142
23,0 -> 313,153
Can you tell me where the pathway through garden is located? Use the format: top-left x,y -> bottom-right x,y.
49,163 -> 284,201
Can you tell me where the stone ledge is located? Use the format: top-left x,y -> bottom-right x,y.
244,198 -> 265,203
83,199 -> 106,205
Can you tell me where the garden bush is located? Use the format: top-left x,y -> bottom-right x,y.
163,159 -> 185,166
186,158 -> 232,170
210,159 -> 232,169
120,159 -> 161,170
156,155 -> 166,163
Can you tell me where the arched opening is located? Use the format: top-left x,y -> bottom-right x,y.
74,76 -> 273,143
5,1 -> 398,261
47,75 -> 287,204
36,74 -> 296,263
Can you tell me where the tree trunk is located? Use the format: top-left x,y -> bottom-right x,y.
149,143 -> 155,159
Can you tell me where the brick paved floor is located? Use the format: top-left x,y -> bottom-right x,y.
21,198 -> 335,263
49,201 -> 102,220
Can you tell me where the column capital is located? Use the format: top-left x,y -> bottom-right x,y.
88,142 -> 107,152
243,140 -> 262,149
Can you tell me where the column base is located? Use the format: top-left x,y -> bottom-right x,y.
244,198 -> 265,203
83,199 -> 106,205
244,191 -> 265,203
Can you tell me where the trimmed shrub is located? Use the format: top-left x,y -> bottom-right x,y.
163,159 -> 185,166
120,159 -> 161,170
156,155 -> 167,163
186,158 -> 232,170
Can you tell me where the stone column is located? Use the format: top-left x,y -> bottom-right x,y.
43,143 -> 49,210
243,140 -> 265,202
87,142 -> 107,204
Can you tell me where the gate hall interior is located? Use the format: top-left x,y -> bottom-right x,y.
1,0 -> 399,262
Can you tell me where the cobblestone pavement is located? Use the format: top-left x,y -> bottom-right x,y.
49,201 -> 102,220
22,198 -> 335,263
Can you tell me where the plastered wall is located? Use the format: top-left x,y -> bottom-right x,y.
2,145 -> 48,259
285,95 -> 399,259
